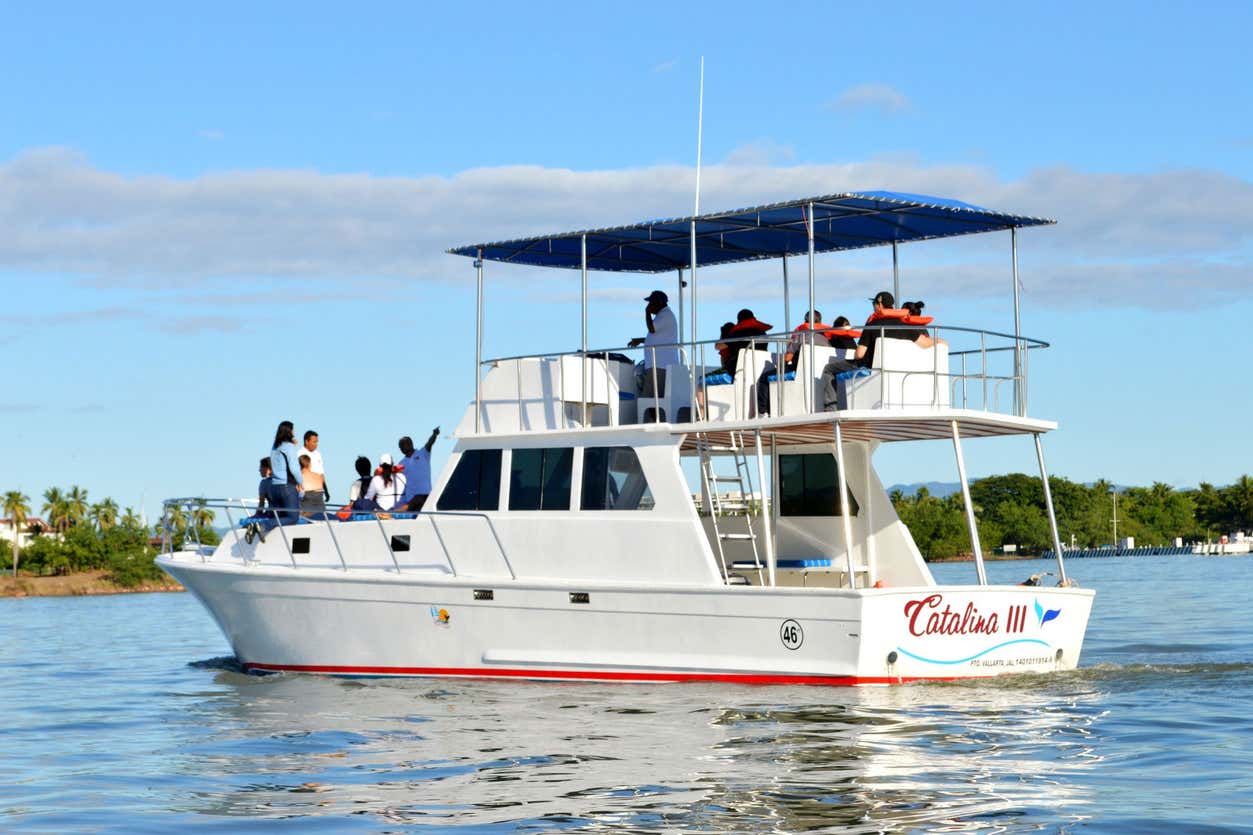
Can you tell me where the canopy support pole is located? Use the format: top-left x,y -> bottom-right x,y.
951,420 -> 988,585
676,268 -> 685,345
833,421 -> 858,588
474,248 -> 484,434
781,255 -> 790,332
892,241 -> 900,302
754,429 -> 775,587
1011,227 -> 1023,417
863,440 -> 877,586
581,234 -> 589,426
806,203 -> 816,413
1034,433 -> 1069,586
689,221 -> 698,419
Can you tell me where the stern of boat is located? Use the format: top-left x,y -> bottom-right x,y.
857,584 -> 1095,682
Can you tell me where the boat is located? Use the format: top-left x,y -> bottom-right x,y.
157,191 -> 1095,684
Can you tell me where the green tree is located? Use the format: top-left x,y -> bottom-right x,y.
3,490 -> 31,575
42,487 -> 71,533
66,486 -> 89,527
90,498 -> 120,532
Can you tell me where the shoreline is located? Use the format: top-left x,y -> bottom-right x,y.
0,570 -> 184,599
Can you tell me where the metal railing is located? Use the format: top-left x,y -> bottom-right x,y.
161,498 -> 515,579
476,324 -> 1048,431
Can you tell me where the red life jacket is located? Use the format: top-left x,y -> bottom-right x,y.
729,317 -> 772,337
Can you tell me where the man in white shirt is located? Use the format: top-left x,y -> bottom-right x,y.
302,430 -> 329,501
396,426 -> 440,511
627,290 -> 679,395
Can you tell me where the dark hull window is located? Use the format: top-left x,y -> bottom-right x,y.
509,448 -> 573,511
779,453 -> 859,517
436,449 -> 502,511
582,447 -> 654,510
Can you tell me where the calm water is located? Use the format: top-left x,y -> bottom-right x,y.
2,556 -> 1251,833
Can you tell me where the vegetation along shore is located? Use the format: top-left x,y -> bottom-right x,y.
2,487 -> 216,597
3,475 -> 1250,597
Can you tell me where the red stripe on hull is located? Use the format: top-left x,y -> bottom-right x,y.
241,662 -> 965,686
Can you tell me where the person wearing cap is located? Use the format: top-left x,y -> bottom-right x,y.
627,289 -> 679,395
819,290 -> 935,410
364,452 -> 407,511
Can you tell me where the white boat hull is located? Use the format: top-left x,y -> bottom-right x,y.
159,553 -> 1094,685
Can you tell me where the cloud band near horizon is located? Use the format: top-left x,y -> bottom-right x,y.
0,146 -> 1249,308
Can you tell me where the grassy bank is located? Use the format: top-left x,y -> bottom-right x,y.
0,569 -> 184,598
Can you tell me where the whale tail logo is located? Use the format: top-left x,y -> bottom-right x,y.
1034,598 -> 1061,626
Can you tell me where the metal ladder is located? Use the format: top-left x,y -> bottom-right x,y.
697,431 -> 764,585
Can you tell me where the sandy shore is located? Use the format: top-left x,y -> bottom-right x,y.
0,570 -> 184,598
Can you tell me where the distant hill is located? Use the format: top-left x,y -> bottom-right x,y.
887,481 -> 961,498
887,479 -> 1145,499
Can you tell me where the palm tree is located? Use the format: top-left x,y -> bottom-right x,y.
66,486 -> 89,527
164,503 -> 187,540
121,506 -> 141,528
42,487 -> 71,533
191,499 -> 215,532
3,490 -> 31,576
91,498 -> 120,531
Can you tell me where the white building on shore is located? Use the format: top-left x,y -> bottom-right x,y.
0,517 -> 52,550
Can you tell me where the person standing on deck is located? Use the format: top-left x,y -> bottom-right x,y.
267,420 -> 303,525
302,430 -> 329,503
627,290 -> 679,395
396,427 -> 440,512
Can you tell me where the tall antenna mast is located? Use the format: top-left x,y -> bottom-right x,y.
694,56 -> 704,216
688,57 -> 704,413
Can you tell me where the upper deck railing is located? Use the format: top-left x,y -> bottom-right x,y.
469,324 -> 1047,435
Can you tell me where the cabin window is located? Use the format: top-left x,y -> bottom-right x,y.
581,447 -> 654,510
509,448 -> 573,511
778,453 -> 859,517
436,449 -> 502,511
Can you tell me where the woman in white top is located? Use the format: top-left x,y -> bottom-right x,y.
365,453 -> 407,511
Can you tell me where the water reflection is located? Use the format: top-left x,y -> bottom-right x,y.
163,669 -> 1104,831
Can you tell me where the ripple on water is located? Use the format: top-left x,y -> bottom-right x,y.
1,556 -> 1252,832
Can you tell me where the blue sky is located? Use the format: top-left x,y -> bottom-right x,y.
2,2 -> 1250,519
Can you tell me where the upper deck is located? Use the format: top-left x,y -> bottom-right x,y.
451,192 -> 1055,443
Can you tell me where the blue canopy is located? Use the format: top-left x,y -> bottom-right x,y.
448,191 -> 1054,274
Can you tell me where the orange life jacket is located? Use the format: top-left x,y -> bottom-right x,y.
866,309 -> 933,327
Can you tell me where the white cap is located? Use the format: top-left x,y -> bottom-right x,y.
379,453 -> 393,466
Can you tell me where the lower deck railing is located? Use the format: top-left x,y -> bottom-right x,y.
162,498 -> 515,579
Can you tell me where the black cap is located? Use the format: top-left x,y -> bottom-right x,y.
644,290 -> 668,303
871,291 -> 894,307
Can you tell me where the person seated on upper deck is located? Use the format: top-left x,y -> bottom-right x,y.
627,290 -> 679,396
724,308 -> 773,379
820,291 -> 940,411
784,310 -> 841,371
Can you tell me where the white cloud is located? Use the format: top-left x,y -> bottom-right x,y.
198,129 -> 225,141
0,146 -> 1250,310
828,82 -> 911,115
652,58 -> 677,74
723,140 -> 796,167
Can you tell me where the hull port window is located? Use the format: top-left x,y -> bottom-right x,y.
509,448 -> 573,511
581,447 -> 654,510
437,449 -> 502,511
779,453 -> 859,517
